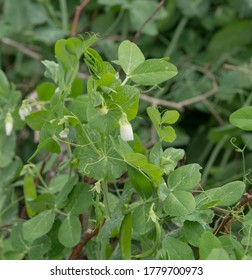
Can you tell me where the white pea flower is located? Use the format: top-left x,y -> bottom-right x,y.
5,112 -> 13,136
19,102 -> 32,120
59,127 -> 69,139
119,113 -> 134,141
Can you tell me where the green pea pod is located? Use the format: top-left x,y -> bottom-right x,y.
23,173 -> 37,217
134,220 -> 161,259
119,213 -> 132,260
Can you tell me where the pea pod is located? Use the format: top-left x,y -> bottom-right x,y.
119,213 -> 132,260
23,173 -> 37,217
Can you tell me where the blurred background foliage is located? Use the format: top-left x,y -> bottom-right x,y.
1,0 -> 252,234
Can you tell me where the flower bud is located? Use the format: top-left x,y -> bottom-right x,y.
119,113 -> 134,141
98,105 -> 108,115
19,102 -> 32,120
5,112 -> 13,136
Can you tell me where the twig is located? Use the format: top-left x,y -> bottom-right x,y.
140,94 -> 183,110
214,188 -> 252,235
1,37 -> 41,60
132,0 -> 165,43
140,64 -> 219,112
68,223 -> 103,260
71,0 -> 90,37
202,99 -> 225,126
223,63 -> 252,76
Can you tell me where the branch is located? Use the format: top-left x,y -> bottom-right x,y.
140,94 -> 183,110
68,221 -> 104,260
140,64 -> 219,113
214,188 -> 252,235
223,63 -> 252,76
132,0 -> 165,43
71,0 -> 90,37
1,37 -> 41,60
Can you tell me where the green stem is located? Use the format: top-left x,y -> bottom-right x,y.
202,135 -> 229,184
0,196 -> 24,217
121,76 -> 130,85
54,208 -> 68,216
59,0 -> 68,31
103,180 -> 111,219
78,122 -> 101,156
245,226 -> 252,254
66,140 -> 72,158
165,17 -> 188,57
220,148 -> 232,167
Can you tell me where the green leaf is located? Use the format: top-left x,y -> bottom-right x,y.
147,107 -> 161,133
124,153 -> 147,167
199,231 -> 222,260
68,95 -> 88,123
132,203 -> 154,235
198,181 -> 245,207
160,126 -> 176,143
66,36 -> 98,58
0,133 -> 16,168
25,110 -> 49,131
48,174 -> 69,194
164,190 -> 196,216
244,209 -> 252,226
65,183 -> 93,215
183,221 -> 205,247
41,60 -> 60,84
124,152 -> 163,185
28,193 -> 55,213
161,236 -> 194,260
96,186 -> 134,250
0,69 -> 10,93
0,157 -> 22,187
87,85 -> 139,133
28,137 -> 61,161
23,210 -> 55,242
178,0 -> 209,18
28,236 -> 51,260
161,110 -> 179,124
130,59 -> 178,86
36,82 -> 55,101
118,40 -> 145,75
168,164 -> 202,191
219,235 -> 245,260
68,77 -> 85,98
78,134 -> 125,181
161,147 -> 185,174
55,175 -> 78,209
128,0 -> 167,36
126,165 -> 153,199
58,215 -> 81,248
208,20 -> 252,58
10,222 -> 27,253
120,213 -> 132,260
205,248 -> 230,260
229,106 -> 252,131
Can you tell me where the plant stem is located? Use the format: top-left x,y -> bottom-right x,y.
103,180 -> 111,219
202,135 -> 229,184
59,0 -> 68,31
165,17 -> 188,57
78,123 -> 101,156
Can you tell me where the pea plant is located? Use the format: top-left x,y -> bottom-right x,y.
0,35 -> 251,260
